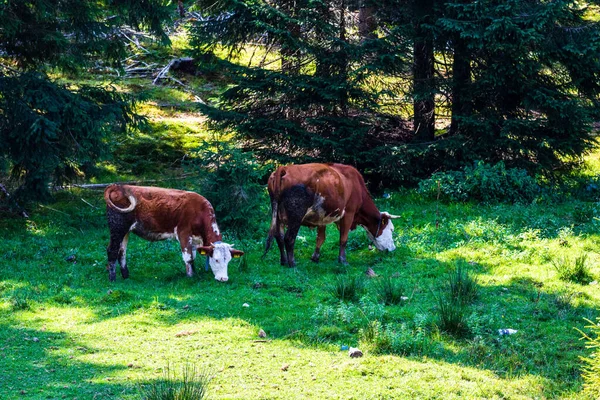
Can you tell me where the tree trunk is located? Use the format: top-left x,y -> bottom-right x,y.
358,1 -> 377,41
450,36 -> 471,135
281,1 -> 301,74
413,0 -> 435,141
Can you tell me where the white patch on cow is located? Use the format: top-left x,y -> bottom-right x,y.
191,235 -> 204,246
212,222 -> 220,236
366,220 -> 396,252
129,222 -> 138,232
182,248 -> 192,263
302,195 -> 344,226
208,242 -> 233,282
174,227 -> 179,242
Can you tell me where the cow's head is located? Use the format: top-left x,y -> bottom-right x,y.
367,212 -> 401,252
198,242 -> 244,282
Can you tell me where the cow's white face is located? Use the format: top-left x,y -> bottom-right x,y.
369,220 -> 396,252
208,242 -> 233,282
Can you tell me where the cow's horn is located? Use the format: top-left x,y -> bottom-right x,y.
381,211 -> 401,219
108,195 -> 137,213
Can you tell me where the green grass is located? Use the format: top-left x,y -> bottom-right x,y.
2,186 -> 600,399
5,30 -> 600,399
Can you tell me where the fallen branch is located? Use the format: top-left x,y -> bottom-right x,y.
0,183 -> 29,218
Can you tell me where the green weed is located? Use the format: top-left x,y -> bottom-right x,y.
552,253 -> 594,284
376,276 -> 405,305
329,275 -> 366,302
138,363 -> 211,400
436,296 -> 470,337
447,263 -> 479,304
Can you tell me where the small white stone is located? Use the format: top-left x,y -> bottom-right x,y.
242,303 -> 250,308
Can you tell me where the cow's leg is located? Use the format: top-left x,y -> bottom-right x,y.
337,215 -> 353,265
275,221 -> 288,266
106,209 -> 133,281
177,230 -> 195,277
281,186 -> 312,268
311,226 -> 326,262
118,233 -> 130,279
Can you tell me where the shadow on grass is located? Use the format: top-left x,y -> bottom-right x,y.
0,320 -> 136,399
1,192 -> 599,398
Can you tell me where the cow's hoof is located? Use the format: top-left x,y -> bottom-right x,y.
280,259 -> 288,266
120,268 -> 129,279
310,254 -> 320,263
108,274 -> 116,282
338,257 -> 348,266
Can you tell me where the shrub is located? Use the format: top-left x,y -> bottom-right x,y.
329,275 -> 366,302
376,276 -> 405,306
138,363 -> 211,400
418,161 -> 540,203
447,263 -> 478,305
552,253 -> 594,284
189,133 -> 270,236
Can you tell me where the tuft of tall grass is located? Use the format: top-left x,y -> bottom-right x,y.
329,275 -> 365,302
10,292 -> 31,311
376,276 -> 405,305
552,253 -> 594,284
447,263 -> 478,304
138,363 -> 211,400
436,297 -> 469,337
238,253 -> 249,273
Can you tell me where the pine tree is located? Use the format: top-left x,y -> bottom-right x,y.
0,0 -> 172,202
437,0 -> 600,173
188,0 -> 410,186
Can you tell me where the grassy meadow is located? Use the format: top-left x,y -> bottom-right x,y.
3,38 -> 600,399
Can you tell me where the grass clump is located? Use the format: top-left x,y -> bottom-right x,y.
436,296 -> 470,337
376,276 -> 405,305
447,263 -> 479,304
9,292 -> 31,311
552,253 -> 594,284
138,363 -> 211,400
329,275 -> 365,302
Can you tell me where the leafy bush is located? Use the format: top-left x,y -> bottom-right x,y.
376,276 -> 405,306
552,253 -> 594,284
418,161 -> 540,203
190,133 -> 270,236
138,363 -> 211,400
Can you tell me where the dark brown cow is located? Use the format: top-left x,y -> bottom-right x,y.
104,184 -> 243,282
265,163 -> 400,267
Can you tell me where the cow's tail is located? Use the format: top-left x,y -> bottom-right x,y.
104,184 -> 137,213
263,167 -> 285,258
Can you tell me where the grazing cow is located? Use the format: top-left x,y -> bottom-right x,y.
104,184 -> 243,282
265,163 -> 400,267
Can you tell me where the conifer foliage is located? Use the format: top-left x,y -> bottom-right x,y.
0,0 -> 172,202
189,0 -> 411,186
189,0 -> 600,184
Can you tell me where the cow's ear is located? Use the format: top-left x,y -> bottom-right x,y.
198,246 -> 214,256
230,249 -> 245,258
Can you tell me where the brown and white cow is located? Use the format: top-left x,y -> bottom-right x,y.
265,163 -> 400,267
104,184 -> 243,282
